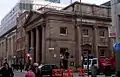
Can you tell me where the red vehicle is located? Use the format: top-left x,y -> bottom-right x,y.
83,57 -> 115,75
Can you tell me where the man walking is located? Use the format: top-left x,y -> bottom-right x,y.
0,62 -> 14,77
91,63 -> 97,77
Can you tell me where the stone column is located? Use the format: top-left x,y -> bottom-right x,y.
30,30 -> 34,61
75,26 -> 82,65
78,26 -> 82,65
36,27 -> 40,63
42,26 -> 46,64
31,30 -> 34,48
26,32 -> 29,53
94,27 -> 99,58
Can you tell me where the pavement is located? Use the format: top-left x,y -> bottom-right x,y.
73,73 -> 114,77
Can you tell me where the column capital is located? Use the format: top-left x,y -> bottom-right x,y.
93,26 -> 98,29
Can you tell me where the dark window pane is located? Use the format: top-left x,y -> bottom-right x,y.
60,27 -> 67,34
100,49 -> 105,56
92,60 -> 97,64
100,31 -> 105,36
60,48 -> 68,54
82,29 -> 88,35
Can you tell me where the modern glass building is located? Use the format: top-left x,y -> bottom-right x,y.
0,0 -> 66,36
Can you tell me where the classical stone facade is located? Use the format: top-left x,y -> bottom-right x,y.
0,2 -> 112,67
0,30 -> 16,64
18,2 -> 112,66
16,11 -> 29,65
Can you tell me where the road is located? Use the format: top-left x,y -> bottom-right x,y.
14,71 -> 113,77
14,71 -> 26,77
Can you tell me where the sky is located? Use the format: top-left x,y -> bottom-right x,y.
0,0 -> 110,24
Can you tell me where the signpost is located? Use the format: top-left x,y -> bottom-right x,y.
113,43 -> 120,52
113,43 -> 120,76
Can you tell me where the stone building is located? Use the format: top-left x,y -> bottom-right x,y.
17,2 -> 111,66
0,30 -> 16,65
16,11 -> 29,65
0,38 -> 7,60
111,0 -> 120,73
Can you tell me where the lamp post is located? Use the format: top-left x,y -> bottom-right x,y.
13,56 -> 16,64
27,53 -> 32,65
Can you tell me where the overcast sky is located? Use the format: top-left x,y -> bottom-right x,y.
0,0 -> 110,23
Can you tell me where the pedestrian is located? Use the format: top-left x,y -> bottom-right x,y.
32,63 -> 40,77
116,71 -> 120,77
19,60 -> 23,72
0,62 -> 14,77
25,65 -> 35,77
91,63 -> 97,77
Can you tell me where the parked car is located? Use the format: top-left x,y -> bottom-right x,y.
38,64 -> 58,77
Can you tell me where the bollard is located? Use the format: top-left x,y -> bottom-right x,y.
52,69 -> 63,77
63,70 -> 69,77
68,68 -> 74,77
77,68 -> 87,76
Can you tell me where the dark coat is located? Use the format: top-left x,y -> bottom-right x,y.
32,68 -> 40,77
91,65 -> 97,77
0,67 -> 14,77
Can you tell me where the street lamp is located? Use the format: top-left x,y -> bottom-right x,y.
29,57 -> 32,60
13,56 -> 16,65
27,54 -> 30,57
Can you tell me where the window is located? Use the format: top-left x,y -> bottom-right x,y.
100,49 -> 105,56
60,48 -> 68,55
60,48 -> 69,59
20,3 -> 32,10
82,29 -> 88,35
41,65 -> 51,70
60,27 -> 67,35
118,0 -> 120,3
100,31 -> 105,37
92,60 -> 97,64
45,0 -> 60,3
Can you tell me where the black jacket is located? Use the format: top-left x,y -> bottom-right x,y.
0,67 -> 14,77
32,68 -> 40,77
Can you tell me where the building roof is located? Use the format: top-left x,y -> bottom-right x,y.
101,1 -> 111,6
63,1 -> 110,10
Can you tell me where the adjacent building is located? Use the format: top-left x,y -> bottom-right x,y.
0,0 -> 65,37
0,0 -> 65,64
111,0 -> 120,73
102,1 -> 115,57
0,30 -> 16,65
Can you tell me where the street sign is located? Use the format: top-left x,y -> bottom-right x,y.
113,43 -> 120,52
